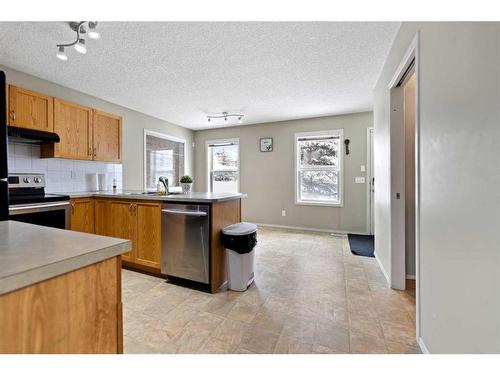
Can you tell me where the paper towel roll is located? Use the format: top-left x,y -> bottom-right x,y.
98,173 -> 108,191
87,173 -> 99,191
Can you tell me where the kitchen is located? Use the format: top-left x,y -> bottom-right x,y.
0,68 -> 247,351
0,20 -> 422,358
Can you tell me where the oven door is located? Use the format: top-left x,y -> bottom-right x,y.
9,201 -> 70,229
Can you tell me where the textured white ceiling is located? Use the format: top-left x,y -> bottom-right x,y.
0,22 -> 399,130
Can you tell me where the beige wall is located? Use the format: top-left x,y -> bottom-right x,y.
374,22 -> 500,353
1,65 -> 194,191
194,112 -> 373,233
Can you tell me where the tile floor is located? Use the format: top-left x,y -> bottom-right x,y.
123,226 -> 420,354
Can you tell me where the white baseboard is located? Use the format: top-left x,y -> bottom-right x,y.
373,250 -> 390,286
255,222 -> 369,236
406,274 -> 416,280
418,337 -> 430,354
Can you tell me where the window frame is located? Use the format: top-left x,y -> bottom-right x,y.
143,129 -> 186,191
206,138 -> 240,193
294,129 -> 344,207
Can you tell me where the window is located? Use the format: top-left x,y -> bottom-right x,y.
144,130 -> 185,191
295,129 -> 343,206
207,139 -> 239,193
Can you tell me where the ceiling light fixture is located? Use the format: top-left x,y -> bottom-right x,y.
207,112 -> 244,124
74,38 -> 86,54
56,21 -> 100,61
56,46 -> 68,61
87,22 -> 100,39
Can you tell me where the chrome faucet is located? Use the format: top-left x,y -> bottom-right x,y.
159,177 -> 169,194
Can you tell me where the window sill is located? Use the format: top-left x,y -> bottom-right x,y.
295,200 -> 343,208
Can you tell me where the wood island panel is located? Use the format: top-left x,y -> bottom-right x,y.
0,256 -> 123,354
210,199 -> 242,293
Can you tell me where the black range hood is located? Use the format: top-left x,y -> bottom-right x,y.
7,126 -> 60,144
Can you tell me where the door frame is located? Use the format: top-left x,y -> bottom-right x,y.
366,127 -> 374,235
388,32 -> 421,339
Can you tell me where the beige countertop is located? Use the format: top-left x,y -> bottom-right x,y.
63,190 -> 247,203
0,221 -> 131,295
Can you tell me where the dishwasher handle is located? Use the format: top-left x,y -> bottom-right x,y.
162,208 -> 207,217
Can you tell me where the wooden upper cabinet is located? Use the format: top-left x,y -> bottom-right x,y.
70,198 -> 95,234
93,110 -> 122,163
135,202 -> 161,269
44,99 -> 93,160
8,85 -> 54,132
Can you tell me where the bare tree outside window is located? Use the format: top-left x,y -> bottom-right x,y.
296,131 -> 343,205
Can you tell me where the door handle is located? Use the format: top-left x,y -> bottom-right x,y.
162,209 -> 207,217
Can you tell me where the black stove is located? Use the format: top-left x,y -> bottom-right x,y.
8,173 -> 70,229
8,173 -> 70,204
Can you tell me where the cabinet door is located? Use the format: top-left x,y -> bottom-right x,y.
109,201 -> 136,262
53,99 -> 93,160
70,198 -> 95,233
94,199 -> 111,236
8,85 -> 54,131
93,110 -> 122,163
135,202 -> 161,270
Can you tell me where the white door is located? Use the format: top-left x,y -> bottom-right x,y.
368,128 -> 375,235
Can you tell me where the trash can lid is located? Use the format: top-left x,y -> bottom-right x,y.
222,222 -> 257,236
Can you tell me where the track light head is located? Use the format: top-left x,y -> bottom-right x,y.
74,38 -> 87,54
56,46 -> 68,61
87,21 -> 100,39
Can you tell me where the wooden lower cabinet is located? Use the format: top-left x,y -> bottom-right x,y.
135,202 -> 162,269
0,257 -> 123,354
94,199 -> 161,271
70,198 -> 95,233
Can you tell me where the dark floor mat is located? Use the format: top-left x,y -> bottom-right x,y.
348,234 -> 375,257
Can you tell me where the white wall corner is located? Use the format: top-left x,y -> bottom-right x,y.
373,250 -> 390,286
418,337 -> 430,354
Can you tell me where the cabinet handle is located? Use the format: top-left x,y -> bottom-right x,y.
93,147 -> 97,157
129,204 -> 133,213
88,147 -> 92,157
10,111 -> 15,121
71,203 -> 75,214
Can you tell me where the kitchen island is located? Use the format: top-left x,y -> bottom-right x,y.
0,221 -> 131,354
66,191 -> 245,293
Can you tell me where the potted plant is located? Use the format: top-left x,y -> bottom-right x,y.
180,175 -> 193,194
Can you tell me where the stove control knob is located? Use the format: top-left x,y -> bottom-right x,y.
33,177 -> 41,183
23,177 -> 32,183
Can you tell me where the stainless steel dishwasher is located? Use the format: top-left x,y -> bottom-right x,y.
161,203 -> 210,284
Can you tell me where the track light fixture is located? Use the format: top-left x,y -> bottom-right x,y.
56,21 -> 100,61
207,112 -> 244,124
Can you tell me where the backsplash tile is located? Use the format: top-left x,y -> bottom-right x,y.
7,142 -> 123,193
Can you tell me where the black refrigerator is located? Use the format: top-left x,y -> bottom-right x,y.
0,71 -> 9,221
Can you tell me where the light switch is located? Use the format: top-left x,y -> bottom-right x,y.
355,177 -> 365,184
360,165 -> 366,172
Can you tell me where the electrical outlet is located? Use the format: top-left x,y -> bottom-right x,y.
281,210 -> 286,217
355,177 -> 365,184
360,165 -> 366,172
